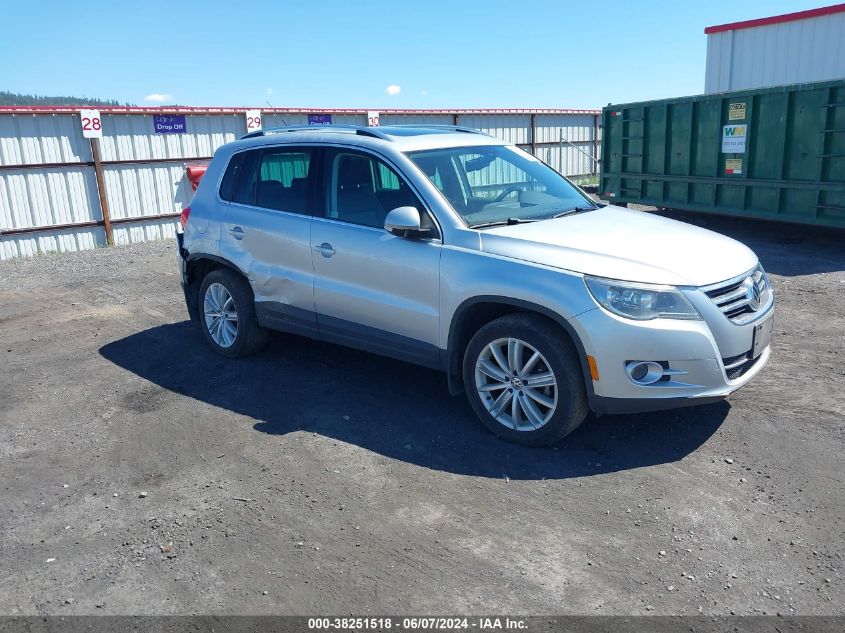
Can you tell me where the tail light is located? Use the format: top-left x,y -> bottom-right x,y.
180,206 -> 191,229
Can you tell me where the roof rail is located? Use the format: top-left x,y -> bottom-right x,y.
390,124 -> 488,135
240,124 -> 390,140
239,123 -> 488,141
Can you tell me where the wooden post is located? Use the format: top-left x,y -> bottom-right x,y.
90,138 -> 113,246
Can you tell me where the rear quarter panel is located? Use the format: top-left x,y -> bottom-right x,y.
182,147 -> 230,256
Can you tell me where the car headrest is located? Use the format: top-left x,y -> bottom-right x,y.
338,156 -> 373,189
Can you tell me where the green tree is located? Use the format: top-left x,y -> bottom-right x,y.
0,91 -> 133,107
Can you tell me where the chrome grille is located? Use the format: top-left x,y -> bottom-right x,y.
704,266 -> 771,324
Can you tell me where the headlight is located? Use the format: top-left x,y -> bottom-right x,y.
584,276 -> 699,320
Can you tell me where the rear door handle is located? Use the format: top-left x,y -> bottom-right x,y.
313,242 -> 336,258
228,226 -> 245,239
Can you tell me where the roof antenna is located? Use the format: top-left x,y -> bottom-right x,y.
265,100 -> 285,125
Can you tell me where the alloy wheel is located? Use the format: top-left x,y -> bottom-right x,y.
474,337 -> 558,431
203,282 -> 238,348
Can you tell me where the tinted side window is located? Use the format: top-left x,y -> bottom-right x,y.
219,152 -> 245,201
376,162 -> 401,190
254,149 -> 312,214
232,150 -> 261,206
327,152 -> 426,229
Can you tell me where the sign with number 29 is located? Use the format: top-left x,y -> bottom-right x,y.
246,110 -> 262,132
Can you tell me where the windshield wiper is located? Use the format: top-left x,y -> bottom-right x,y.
472,206 -> 598,227
550,205 -> 598,219
469,217 -> 537,229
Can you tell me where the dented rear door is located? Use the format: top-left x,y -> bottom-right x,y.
219,146 -> 318,336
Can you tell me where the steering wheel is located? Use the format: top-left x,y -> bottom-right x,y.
494,184 -> 524,203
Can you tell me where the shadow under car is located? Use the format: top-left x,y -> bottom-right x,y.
99,321 -> 730,480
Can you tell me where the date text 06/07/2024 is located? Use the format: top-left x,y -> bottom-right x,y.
306,617 -> 527,630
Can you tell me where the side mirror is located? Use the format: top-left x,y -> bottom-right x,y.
384,206 -> 421,235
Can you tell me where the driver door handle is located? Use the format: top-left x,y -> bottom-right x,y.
313,242 -> 336,258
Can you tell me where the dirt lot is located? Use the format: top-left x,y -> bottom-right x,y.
0,210 -> 843,616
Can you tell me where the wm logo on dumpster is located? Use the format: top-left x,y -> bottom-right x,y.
722,124 -> 748,154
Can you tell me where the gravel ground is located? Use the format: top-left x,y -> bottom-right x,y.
0,210 -> 843,615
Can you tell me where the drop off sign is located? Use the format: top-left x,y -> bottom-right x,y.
722,124 -> 747,154
153,115 -> 187,134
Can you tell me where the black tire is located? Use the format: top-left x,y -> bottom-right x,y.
462,313 -> 589,446
198,268 -> 268,358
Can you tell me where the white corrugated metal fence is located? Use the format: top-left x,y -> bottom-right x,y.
0,108 -> 600,260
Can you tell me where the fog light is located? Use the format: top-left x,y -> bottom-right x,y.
625,361 -> 665,385
630,363 -> 648,381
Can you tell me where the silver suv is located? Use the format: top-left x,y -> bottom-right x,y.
176,125 -> 774,446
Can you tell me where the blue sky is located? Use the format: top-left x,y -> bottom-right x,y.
0,0 -> 827,109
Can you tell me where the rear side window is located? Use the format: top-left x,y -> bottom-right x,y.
232,147 -> 312,214
260,150 -> 311,187
219,152 -> 246,201
232,150 -> 262,205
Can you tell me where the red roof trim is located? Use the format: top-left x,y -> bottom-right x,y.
704,2 -> 845,34
0,106 -> 600,115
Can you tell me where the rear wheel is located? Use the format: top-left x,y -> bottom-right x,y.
463,313 -> 589,446
198,269 -> 267,357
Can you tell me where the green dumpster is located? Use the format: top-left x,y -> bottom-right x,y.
599,79 -> 845,229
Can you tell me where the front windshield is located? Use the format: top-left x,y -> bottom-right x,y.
407,144 -> 596,228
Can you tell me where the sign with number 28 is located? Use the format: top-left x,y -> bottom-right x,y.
80,109 -> 103,139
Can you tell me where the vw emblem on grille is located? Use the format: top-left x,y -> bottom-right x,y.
742,277 -> 761,310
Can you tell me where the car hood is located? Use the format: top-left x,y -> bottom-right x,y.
479,206 -> 758,286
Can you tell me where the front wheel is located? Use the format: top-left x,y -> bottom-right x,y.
198,269 -> 268,357
463,313 -> 589,446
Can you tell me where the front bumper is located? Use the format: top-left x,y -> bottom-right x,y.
570,301 -> 773,416
591,394 -> 728,416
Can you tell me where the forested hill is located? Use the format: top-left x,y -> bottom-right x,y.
0,91 -> 132,107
